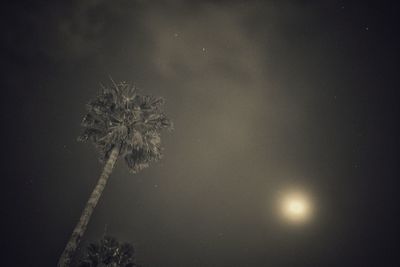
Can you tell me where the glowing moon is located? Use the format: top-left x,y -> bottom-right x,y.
279,191 -> 312,223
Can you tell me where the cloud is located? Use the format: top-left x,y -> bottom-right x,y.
146,3 -> 262,80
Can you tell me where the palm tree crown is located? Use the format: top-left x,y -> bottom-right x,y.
78,79 -> 172,173
78,236 -> 138,267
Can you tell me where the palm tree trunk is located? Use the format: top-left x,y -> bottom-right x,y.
58,146 -> 120,267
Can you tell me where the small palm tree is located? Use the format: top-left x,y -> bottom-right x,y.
78,236 -> 138,267
58,79 -> 172,267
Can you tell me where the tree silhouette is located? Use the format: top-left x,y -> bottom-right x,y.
58,79 -> 172,266
78,236 -> 138,267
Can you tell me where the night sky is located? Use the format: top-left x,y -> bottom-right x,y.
1,1 -> 400,266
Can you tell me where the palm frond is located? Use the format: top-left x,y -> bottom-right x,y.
79,236 -> 137,267
78,80 -> 172,173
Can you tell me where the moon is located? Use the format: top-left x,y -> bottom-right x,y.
279,191 -> 312,224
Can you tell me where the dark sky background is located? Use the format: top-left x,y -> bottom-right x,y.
1,0 -> 399,266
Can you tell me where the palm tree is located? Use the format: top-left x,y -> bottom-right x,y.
58,79 -> 172,267
78,236 -> 138,267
